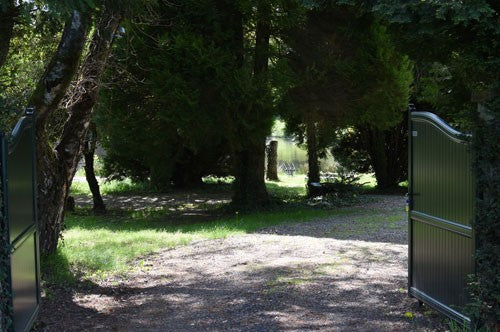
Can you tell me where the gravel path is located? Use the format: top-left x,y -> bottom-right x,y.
38,195 -> 444,331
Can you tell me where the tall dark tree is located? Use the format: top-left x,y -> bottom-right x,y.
96,1 -> 236,189
283,4 -> 412,189
97,0 -> 299,205
232,0 -> 273,206
29,11 -> 91,253
332,119 -> 408,189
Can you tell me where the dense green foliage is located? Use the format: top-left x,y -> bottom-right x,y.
97,1 -> 238,187
97,0 -> 299,196
282,4 -> 412,187
97,1 -> 415,194
469,109 -> 499,329
0,8 -> 61,132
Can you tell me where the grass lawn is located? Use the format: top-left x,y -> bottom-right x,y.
46,172 -> 406,285
70,177 -> 154,196
45,175 -> 356,284
44,206 -> 355,284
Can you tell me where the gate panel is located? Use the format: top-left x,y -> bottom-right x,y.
411,114 -> 474,226
412,222 -> 473,307
0,110 -> 40,332
11,234 -> 38,331
7,119 -> 37,245
409,111 -> 474,324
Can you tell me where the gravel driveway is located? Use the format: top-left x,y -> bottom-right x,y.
38,195 -> 444,331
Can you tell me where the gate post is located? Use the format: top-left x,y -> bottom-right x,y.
1,124 -> 13,331
407,103 -> 415,298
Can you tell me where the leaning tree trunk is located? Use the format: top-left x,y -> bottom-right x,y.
30,11 -> 92,254
32,9 -> 121,254
266,140 -> 279,181
306,120 -> 320,185
83,123 -> 106,214
0,0 -> 16,69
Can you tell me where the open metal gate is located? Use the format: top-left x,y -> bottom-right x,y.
408,108 -> 475,324
0,109 -> 40,332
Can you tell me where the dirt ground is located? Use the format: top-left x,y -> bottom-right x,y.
37,195 -> 446,331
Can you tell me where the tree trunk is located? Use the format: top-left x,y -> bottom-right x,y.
172,161 -> 204,188
253,0 -> 271,75
369,130 -> 393,189
365,127 -> 403,189
83,123 -> 105,214
231,0 -> 271,207
232,139 -> 269,207
32,9 -> 121,254
306,120 -> 320,184
266,140 -> 279,181
362,125 -> 408,189
0,0 -> 16,69
30,11 -> 92,254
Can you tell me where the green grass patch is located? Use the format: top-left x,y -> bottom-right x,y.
55,173 -> 401,285
357,173 -> 377,188
266,174 -> 307,201
70,177 -> 158,196
70,173 -> 381,198
43,205 -> 353,285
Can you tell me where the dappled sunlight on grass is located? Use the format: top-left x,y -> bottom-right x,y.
357,173 -> 377,188
266,174 -> 307,200
45,205 -> 352,284
56,226 -> 198,281
53,174 -> 405,285
70,177 -> 154,196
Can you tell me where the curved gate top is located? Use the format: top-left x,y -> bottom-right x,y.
1,109 -> 40,332
408,108 -> 474,325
